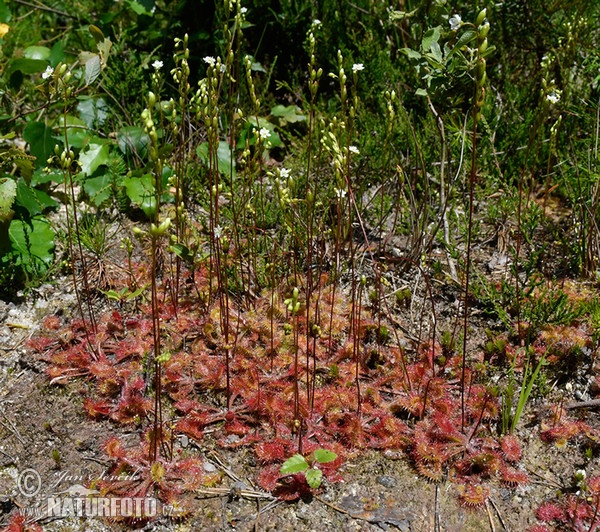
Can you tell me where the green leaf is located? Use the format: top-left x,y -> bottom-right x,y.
123,174 -> 156,218
9,58 -> 47,75
31,168 -> 63,186
55,115 -> 87,149
78,97 -> 109,128
23,46 -> 51,61
83,174 -> 112,207
270,105 -> 306,125
280,454 -> 308,475
126,0 -> 153,16
304,468 -> 323,489
415,88 -> 428,96
421,26 -> 441,53
15,179 -> 57,216
448,29 -> 477,57
313,449 -> 337,464
196,141 -> 236,178
23,122 -> 55,168
79,143 -> 110,176
401,48 -> 422,60
49,41 -> 66,67
0,0 -> 11,23
82,53 -> 102,85
9,215 -> 55,270
117,126 -> 149,158
0,177 -> 16,223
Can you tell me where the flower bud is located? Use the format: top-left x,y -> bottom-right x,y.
476,8 -> 487,27
479,21 -> 490,39
476,58 -> 486,81
478,38 -> 488,55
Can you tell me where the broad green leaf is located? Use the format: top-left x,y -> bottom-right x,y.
401,48 -> 422,60
23,122 -> 55,168
197,141 -> 236,178
270,105 -> 306,125
429,41 -> 443,63
0,0 -> 11,23
421,26 -> 441,53
82,53 -> 102,85
79,143 -> 109,176
49,40 -> 66,66
448,29 -> 477,57
83,174 -> 112,207
117,126 -> 149,158
9,58 -> 47,75
304,468 -> 323,489
313,448 -> 337,464
23,46 -> 50,61
9,216 -> 55,270
280,454 -> 308,475
78,97 -> 109,128
55,115 -> 87,149
127,0 -> 153,16
15,179 -> 57,216
123,174 -> 156,218
30,168 -> 63,186
0,178 -> 16,223
415,88 -> 428,97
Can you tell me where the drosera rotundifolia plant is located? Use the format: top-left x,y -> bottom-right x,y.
3,0 -> 600,528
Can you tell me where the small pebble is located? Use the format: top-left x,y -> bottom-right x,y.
376,475 -> 397,488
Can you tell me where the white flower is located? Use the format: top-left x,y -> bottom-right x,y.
240,7 -> 247,14
152,60 -> 163,70
449,14 -> 462,31
352,63 -> 364,73
313,19 -> 321,26
203,56 -> 216,67
335,188 -> 347,199
546,90 -> 560,104
41,66 -> 54,80
279,168 -> 291,178
259,127 -> 271,140
348,145 -> 360,155
214,225 -> 223,239
220,64 -> 226,73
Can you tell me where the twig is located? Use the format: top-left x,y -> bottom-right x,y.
434,484 -> 441,532
0,412 -> 25,445
13,0 -> 74,18
485,499 -> 496,532
488,497 -> 510,531
195,486 -> 275,501
315,495 -> 351,516
566,399 -> 600,410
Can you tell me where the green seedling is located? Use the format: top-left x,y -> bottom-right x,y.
280,448 -> 338,489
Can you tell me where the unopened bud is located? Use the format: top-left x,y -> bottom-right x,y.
478,38 -> 488,55
479,21 -> 490,39
476,8 -> 487,27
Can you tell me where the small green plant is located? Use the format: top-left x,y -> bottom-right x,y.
280,448 -> 338,489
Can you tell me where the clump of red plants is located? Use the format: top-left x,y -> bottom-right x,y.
26,258 -> 529,516
529,475 -> 600,532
